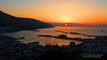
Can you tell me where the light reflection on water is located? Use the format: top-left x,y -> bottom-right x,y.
1,27 -> 107,46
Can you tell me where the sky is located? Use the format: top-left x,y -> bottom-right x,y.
0,0 -> 107,24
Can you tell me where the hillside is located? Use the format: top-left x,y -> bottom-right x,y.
0,11 -> 54,32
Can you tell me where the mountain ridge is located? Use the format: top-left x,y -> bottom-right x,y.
0,11 -> 54,30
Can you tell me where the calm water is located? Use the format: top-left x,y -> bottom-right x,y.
2,27 -> 107,46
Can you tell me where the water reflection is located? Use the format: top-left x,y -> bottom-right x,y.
1,27 -> 107,46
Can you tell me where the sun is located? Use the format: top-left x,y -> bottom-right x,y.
64,23 -> 68,26
58,16 -> 73,23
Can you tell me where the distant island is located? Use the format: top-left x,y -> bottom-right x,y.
0,11 -> 54,33
50,23 -> 107,27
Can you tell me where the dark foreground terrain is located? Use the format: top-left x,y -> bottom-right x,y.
0,35 -> 107,60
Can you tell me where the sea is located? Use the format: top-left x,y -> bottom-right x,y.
1,26 -> 107,46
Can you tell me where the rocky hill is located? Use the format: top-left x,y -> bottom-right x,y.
0,11 -> 54,32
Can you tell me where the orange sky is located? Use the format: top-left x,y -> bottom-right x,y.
0,0 -> 107,24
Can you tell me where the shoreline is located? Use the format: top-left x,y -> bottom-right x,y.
0,33 -> 107,60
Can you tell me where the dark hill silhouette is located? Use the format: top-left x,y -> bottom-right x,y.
0,11 -> 54,30
0,11 -> 16,26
